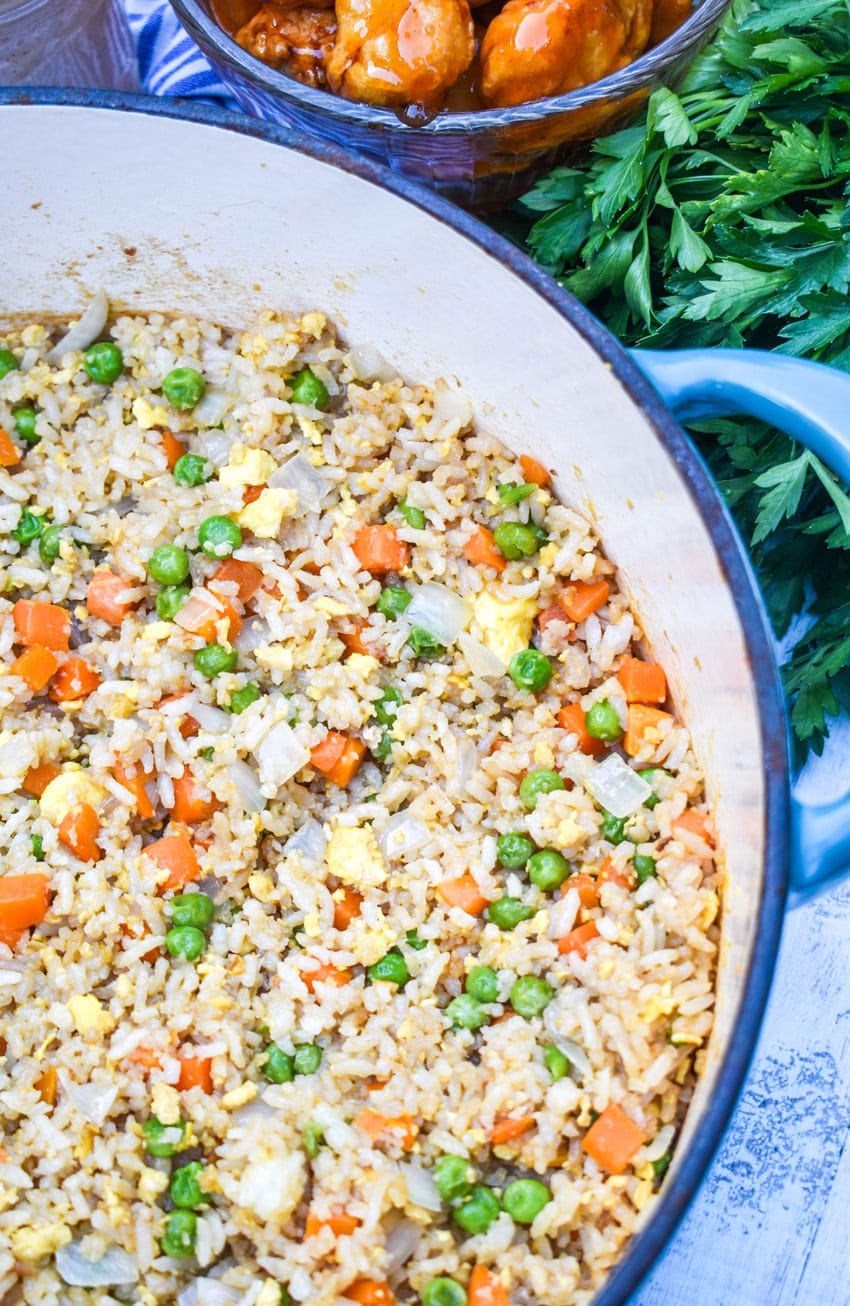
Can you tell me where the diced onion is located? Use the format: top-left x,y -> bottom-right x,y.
285,817 -> 328,866
46,287 -> 108,363
197,428 -> 234,468
226,761 -> 266,813
457,632 -> 504,679
379,811 -> 429,861
255,721 -> 310,790
432,383 -> 473,429
405,583 -> 471,646
348,343 -> 397,384
60,1074 -> 118,1125
176,1280 -> 241,1306
190,703 -> 230,735
235,616 -> 273,655
193,388 -> 232,430
448,735 -> 477,796
586,754 -> 651,819
269,453 -> 330,513
56,1242 -> 138,1288
400,1164 -> 442,1213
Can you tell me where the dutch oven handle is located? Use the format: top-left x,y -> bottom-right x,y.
631,347 -> 850,894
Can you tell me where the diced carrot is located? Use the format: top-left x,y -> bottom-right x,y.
437,874 -> 491,916
333,887 -> 363,930
352,524 -> 409,575
354,1108 -> 418,1150
340,620 -> 373,657
559,580 -> 610,624
13,599 -> 71,652
211,559 -> 265,604
0,872 -> 50,933
22,762 -> 61,797
120,922 -> 161,964
491,1115 -> 535,1145
672,809 -> 715,848
170,771 -> 220,824
156,691 -> 200,739
145,834 -> 200,894
305,1209 -> 361,1239
126,1045 -> 163,1070
623,704 -> 673,757
36,1066 -> 58,1107
310,732 -> 366,787
468,1264 -> 509,1306
11,645 -> 58,695
563,873 -> 599,910
302,960 -> 353,993
582,1103 -> 647,1175
114,759 -> 155,819
465,524 -> 506,574
176,589 -> 242,643
519,454 -> 551,487
243,483 -> 267,505
365,1078 -> 388,1093
344,1280 -> 395,1306
557,701 -> 605,757
58,803 -> 102,863
49,657 -> 102,703
161,430 -> 185,470
617,655 -> 667,705
558,921 -> 599,959
0,428 -> 20,468
538,603 -> 571,635
178,1054 -> 213,1093
86,569 -> 137,626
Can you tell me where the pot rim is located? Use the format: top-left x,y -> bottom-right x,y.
0,86 -> 789,1304
169,0 -> 731,135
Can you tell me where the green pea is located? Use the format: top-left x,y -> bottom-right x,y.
160,1209 -> 197,1258
601,809 -> 628,845
194,643 -> 237,678
422,1279 -> 467,1306
405,929 -> 428,951
374,686 -> 403,726
293,1043 -> 323,1076
31,833 -> 45,862
372,730 -> 394,764
147,543 -> 190,586
84,341 -> 124,384
142,1117 -> 187,1157
279,1289 -> 292,1306
303,1121 -> 325,1157
445,994 -> 488,1031
14,406 -> 39,445
544,1044 -> 569,1081
12,509 -> 45,546
652,1152 -> 671,1178
584,699 -> 622,742
519,769 -> 565,811
508,648 -> 552,693
200,746 -> 215,761
229,682 -> 261,714
433,1153 -> 475,1203
170,1161 -> 205,1210
633,854 -> 657,885
169,893 -> 214,930
367,949 -> 409,987
497,481 -> 535,505
0,348 -> 19,379
502,1177 -> 550,1224
527,849 -> 569,892
39,524 -> 64,566
465,966 -> 499,1004
289,366 -> 329,409
486,897 -> 535,930
496,831 -> 536,869
493,521 -> 541,561
156,583 -> 190,621
398,499 -> 426,529
510,975 -> 554,1018
173,453 -> 212,486
263,1043 -> 295,1084
165,925 -> 206,961
198,515 -> 242,558
638,767 -> 669,810
406,627 -> 445,659
452,1184 -> 501,1235
376,586 -> 411,619
163,366 -> 206,410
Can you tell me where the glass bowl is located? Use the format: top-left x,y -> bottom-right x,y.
169,0 -> 730,208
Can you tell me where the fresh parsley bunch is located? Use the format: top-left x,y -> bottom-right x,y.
519,0 -> 850,757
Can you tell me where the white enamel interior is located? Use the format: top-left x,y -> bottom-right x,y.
3,103 -> 767,1207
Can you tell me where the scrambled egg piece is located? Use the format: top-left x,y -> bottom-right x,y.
222,1081 -> 258,1110
40,769 -> 108,827
326,825 -> 386,888
257,1283 -> 285,1306
471,591 -> 538,667
67,994 -> 115,1036
313,595 -> 351,618
138,1167 -> 170,1203
249,872 -> 277,904
132,397 -> 169,430
219,442 -> 278,490
237,487 -> 297,538
255,644 -> 294,674
346,653 -> 379,679
10,1221 -> 71,1261
151,1082 -> 181,1126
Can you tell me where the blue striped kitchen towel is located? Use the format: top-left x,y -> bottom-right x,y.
123,0 -> 237,105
